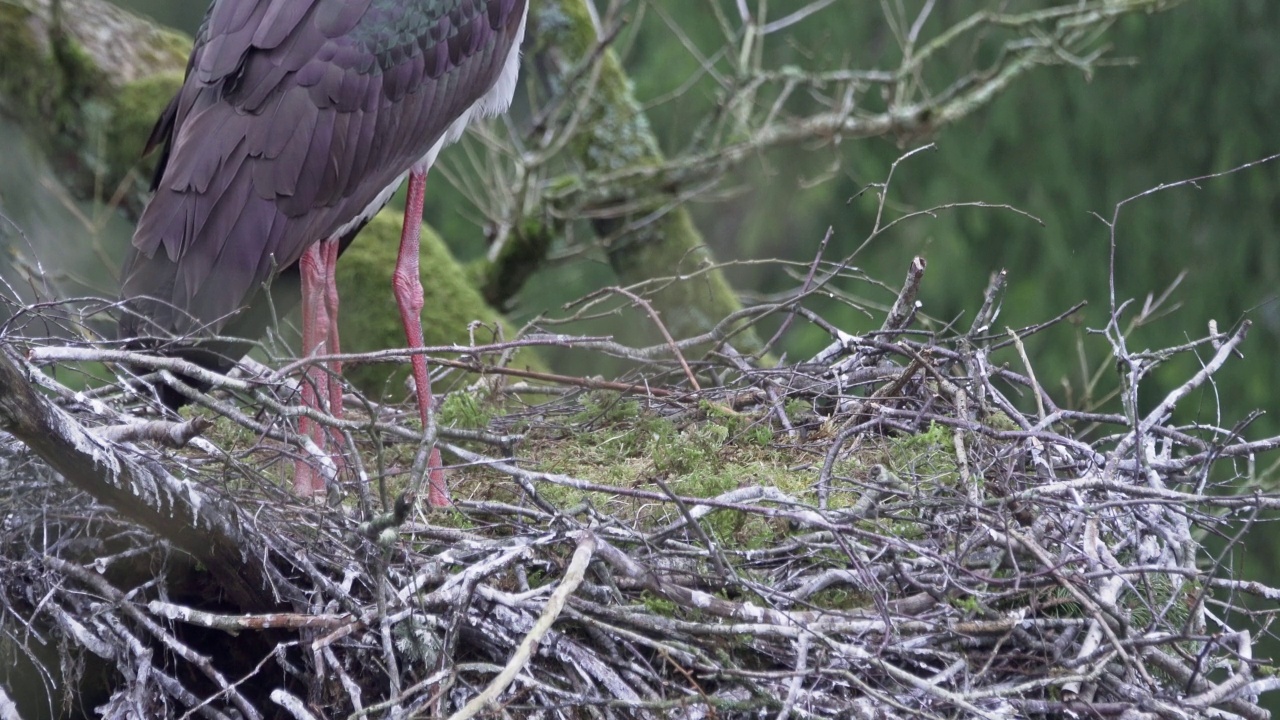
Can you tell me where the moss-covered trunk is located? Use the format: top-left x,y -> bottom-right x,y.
0,0 -> 190,217
527,1 -> 765,356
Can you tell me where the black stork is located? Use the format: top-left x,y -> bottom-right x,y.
117,0 -> 529,506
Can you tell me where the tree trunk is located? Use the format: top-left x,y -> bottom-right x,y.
517,0 -> 767,356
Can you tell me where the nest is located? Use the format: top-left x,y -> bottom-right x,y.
2,273 -> 1280,720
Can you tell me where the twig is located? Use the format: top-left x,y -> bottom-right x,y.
447,532 -> 597,720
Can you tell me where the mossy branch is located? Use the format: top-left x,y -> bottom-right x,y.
0,341 -> 277,610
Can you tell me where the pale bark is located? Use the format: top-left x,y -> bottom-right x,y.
0,343 -> 277,610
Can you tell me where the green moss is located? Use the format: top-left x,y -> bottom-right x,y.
809,587 -> 872,610
476,216 -> 557,308
484,394 -> 824,552
0,5 -> 190,213
883,421 -> 959,488
179,404 -> 283,489
183,405 -> 252,451
641,593 -> 679,616
858,516 -> 927,542
0,4 -> 63,132
741,423 -> 774,447
951,595 -> 982,615
334,211 -> 545,398
570,391 -> 642,426
784,398 -> 810,416
438,391 -> 492,429
982,408 -> 1021,432
699,400 -> 743,433
104,72 -> 183,185
141,26 -> 194,69
49,24 -> 106,124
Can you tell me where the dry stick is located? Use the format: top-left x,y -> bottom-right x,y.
0,344 -> 277,610
44,556 -> 263,720
880,256 -> 927,336
435,356 -> 678,397
146,601 -> 349,634
1113,320 -> 1250,460
761,226 -> 834,357
159,370 -> 338,488
864,355 -> 925,405
972,299 -> 1087,349
652,475 -> 737,585
39,314 -> 764,374
269,690 -> 319,720
610,287 -> 701,391
993,529 -> 1150,687
718,345 -> 796,439
322,645 -> 365,715
1006,327 -> 1046,423
92,612 -> 205,719
94,416 -> 212,446
774,634 -> 811,720
862,653 -> 994,718
375,573 -> 403,715
645,485 -> 792,543
1003,474 -> 1280,511
26,346 -> 258,393
950,386 -> 976,502
34,342 -> 680,400
446,532 -> 597,720
968,269 -> 1007,335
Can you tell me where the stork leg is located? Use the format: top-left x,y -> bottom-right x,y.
393,169 -> 449,508
295,237 -> 345,496
321,236 -> 346,440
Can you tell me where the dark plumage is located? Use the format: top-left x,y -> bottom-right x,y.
119,0 -> 529,500
120,0 -> 527,361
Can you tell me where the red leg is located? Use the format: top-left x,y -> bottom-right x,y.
296,242 -> 330,496
321,237 -> 346,456
394,170 -> 449,508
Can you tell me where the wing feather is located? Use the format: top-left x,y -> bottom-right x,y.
251,0 -> 314,48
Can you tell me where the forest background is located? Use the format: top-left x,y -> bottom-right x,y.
2,0 -> 1279,709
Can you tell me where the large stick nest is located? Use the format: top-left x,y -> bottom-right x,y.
2,268 -> 1280,720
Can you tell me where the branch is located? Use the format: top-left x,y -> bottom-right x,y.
447,531 -> 597,720
0,342 -> 275,609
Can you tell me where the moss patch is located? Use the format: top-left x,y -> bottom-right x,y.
441,390 -> 849,549
104,71 -> 184,185
335,211 -> 545,400
0,3 -> 190,215
0,3 -> 52,126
